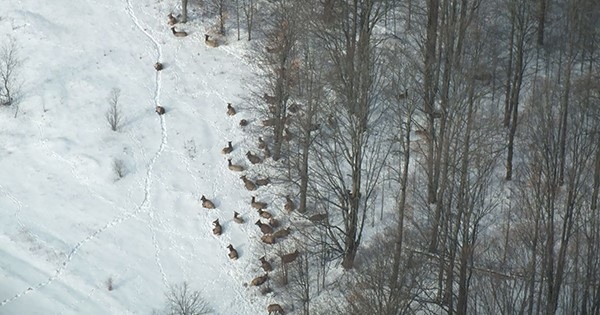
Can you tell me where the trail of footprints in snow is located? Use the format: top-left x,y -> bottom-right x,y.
126,0 -> 170,289
0,0 -> 168,307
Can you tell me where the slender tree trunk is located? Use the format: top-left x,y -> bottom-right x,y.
424,0 -> 440,205
181,0 -> 188,23
537,0 -> 548,46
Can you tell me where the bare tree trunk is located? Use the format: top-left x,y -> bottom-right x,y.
424,0 -> 440,205
181,0 -> 188,23
537,0 -> 548,46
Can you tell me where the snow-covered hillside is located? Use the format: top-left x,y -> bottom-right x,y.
0,0 -> 273,313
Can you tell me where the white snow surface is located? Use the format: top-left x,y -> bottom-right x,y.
0,0 -> 273,314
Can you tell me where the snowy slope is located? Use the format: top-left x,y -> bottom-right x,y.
0,0 -> 273,314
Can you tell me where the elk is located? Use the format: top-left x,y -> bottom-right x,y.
226,244 -> 238,260
272,227 -> 291,239
171,27 -> 188,37
250,274 -> 268,286
267,304 -> 284,315
251,196 -> 268,209
155,106 -> 165,115
263,146 -> 271,159
255,220 -> 274,235
258,209 -> 272,219
261,234 -> 276,245
265,45 -> 281,54
263,93 -> 277,105
308,213 -> 328,223
204,34 -> 218,47
221,141 -> 233,154
167,13 -> 177,26
268,218 -> 279,228
258,137 -> 267,149
283,128 -> 293,142
241,175 -> 257,191
397,89 -> 408,100
284,195 -> 295,213
239,119 -> 249,127
227,103 -> 236,116
212,219 -> 222,236
233,211 -> 244,224
255,177 -> 271,187
247,151 -> 262,164
281,250 -> 299,264
200,195 -> 215,209
288,102 -> 301,113
227,159 -> 244,172
262,118 -> 277,127
154,62 -> 163,71
259,256 -> 272,272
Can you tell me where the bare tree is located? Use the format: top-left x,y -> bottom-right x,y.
163,282 -> 213,315
0,38 -> 23,108
105,88 -> 123,131
241,0 -> 257,41
207,0 -> 228,35
308,0 -> 392,269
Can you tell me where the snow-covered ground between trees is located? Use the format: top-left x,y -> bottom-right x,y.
0,0 -> 273,313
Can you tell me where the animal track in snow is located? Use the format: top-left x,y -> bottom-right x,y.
0,0 -> 169,307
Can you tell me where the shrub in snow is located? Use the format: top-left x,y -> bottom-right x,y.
113,159 -> 127,179
162,282 -> 213,315
105,88 -> 122,131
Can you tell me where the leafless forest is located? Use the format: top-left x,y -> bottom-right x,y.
194,0 -> 599,313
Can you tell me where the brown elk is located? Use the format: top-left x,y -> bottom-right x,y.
263,93 -> 277,105
247,151 -> 262,164
154,62 -> 163,71
265,45 -> 281,54
226,244 -> 238,260
258,209 -> 272,219
201,195 -> 215,209
262,118 -> 277,127
255,177 -> 271,187
233,211 -> 244,224
272,227 -> 291,239
212,219 -> 222,236
241,175 -> 257,191
259,256 -> 272,272
268,218 -> 279,228
261,234 -> 276,245
239,119 -> 249,127
227,103 -> 236,116
267,304 -> 284,315
281,250 -> 299,264
250,274 -> 268,286
167,13 -> 177,26
308,213 -> 328,223
221,141 -> 233,154
255,220 -> 274,235
258,137 -> 267,149
288,102 -> 301,113
283,128 -> 293,142
204,34 -> 218,47
171,27 -> 188,37
284,195 -> 295,213
227,159 -> 244,172
155,106 -> 165,115
251,196 -> 268,209
263,145 -> 271,159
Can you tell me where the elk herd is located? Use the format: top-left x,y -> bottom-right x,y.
159,10 -> 318,314
213,99 -> 312,314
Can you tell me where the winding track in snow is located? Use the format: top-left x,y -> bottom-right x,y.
0,0 -> 169,307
